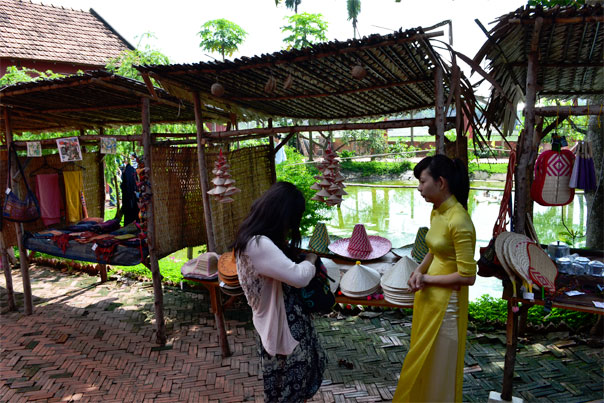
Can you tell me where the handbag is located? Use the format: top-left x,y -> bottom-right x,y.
531,149 -> 575,206
300,257 -> 335,314
3,145 -> 41,223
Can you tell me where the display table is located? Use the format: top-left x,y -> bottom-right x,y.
499,274 -> 604,400
184,251 -> 413,358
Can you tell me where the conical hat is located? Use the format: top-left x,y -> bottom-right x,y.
340,263 -> 380,293
308,223 -> 331,253
316,188 -> 331,197
381,256 -> 418,290
328,224 -> 391,260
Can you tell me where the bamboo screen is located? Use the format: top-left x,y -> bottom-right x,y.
0,151 -> 103,247
206,145 -> 273,254
150,144 -> 273,257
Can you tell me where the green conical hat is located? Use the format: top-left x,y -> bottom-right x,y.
308,223 -> 330,253
411,227 -> 429,263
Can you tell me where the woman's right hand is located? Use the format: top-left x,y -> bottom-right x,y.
304,253 -> 318,265
408,270 -> 424,292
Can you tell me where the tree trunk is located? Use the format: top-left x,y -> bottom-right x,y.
585,115 -> 603,250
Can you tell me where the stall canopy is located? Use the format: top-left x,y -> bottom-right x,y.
137,27 -> 466,122
475,4 -> 604,136
0,70 -> 229,134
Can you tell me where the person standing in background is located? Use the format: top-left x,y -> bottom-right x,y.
274,135 -> 287,165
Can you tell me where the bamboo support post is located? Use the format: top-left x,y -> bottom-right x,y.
1,239 -> 16,311
434,66 -> 445,155
192,91 -> 216,252
3,108 -> 33,315
98,264 -> 108,283
141,97 -> 167,346
268,119 -> 277,184
501,300 -> 519,400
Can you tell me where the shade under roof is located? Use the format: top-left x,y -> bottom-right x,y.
137,27 -> 453,121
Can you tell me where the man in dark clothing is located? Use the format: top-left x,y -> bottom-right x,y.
121,163 -> 139,225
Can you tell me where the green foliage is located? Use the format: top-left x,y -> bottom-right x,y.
281,13 -> 328,50
339,126 -> 388,157
387,138 -> 421,159
338,150 -> 357,159
468,295 -> 597,331
467,162 -> 509,175
275,0 -> 302,12
106,33 -> 170,81
340,160 -> 412,177
0,66 -> 67,86
198,19 -> 247,60
276,147 -> 332,235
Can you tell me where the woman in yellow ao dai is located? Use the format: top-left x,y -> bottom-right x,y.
394,155 -> 476,402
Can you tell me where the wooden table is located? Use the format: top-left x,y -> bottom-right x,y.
185,251 -> 412,358
500,282 -> 604,400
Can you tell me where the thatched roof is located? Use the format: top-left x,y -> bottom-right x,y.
137,28 -> 459,122
475,4 -> 604,135
0,70 -> 229,133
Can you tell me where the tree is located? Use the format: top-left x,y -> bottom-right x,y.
0,66 -> 66,86
347,0 -> 361,38
281,13 -> 328,50
274,0 -> 302,13
527,0 -> 585,6
585,115 -> 603,250
198,19 -> 247,61
106,33 -> 170,81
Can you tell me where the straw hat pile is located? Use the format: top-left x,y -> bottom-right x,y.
181,252 -> 219,279
380,256 -> 417,306
339,262 -> 381,298
218,251 -> 243,295
207,149 -> 241,203
310,143 -> 347,206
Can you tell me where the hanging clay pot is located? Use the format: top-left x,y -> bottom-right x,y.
283,74 -> 293,90
211,82 -> 225,97
264,76 -> 277,94
351,64 -> 367,79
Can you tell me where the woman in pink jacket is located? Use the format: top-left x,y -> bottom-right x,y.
234,181 -> 326,402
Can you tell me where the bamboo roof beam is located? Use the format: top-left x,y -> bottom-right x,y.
532,105 -> 604,116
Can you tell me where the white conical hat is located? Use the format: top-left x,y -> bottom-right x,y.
340,263 -> 380,293
217,196 -> 234,203
208,186 -> 226,195
223,187 -> 241,196
212,177 -> 226,186
381,256 -> 418,290
223,178 -> 236,185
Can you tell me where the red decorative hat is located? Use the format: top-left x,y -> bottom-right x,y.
328,224 -> 391,260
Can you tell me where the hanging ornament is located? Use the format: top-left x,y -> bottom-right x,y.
211,82 -> 225,97
207,149 -> 240,203
351,64 -> 367,80
283,73 -> 294,90
311,142 -> 347,207
264,76 -> 277,94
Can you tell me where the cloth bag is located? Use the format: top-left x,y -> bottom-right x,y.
299,257 -> 335,314
2,146 -> 41,223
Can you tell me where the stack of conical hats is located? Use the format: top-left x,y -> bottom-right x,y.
381,256 -> 417,306
207,149 -> 241,203
339,261 -> 381,298
307,222 -> 331,254
310,142 -> 347,206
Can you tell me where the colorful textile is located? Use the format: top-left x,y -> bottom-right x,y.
394,196 -> 476,402
63,171 -> 83,223
34,174 -> 62,226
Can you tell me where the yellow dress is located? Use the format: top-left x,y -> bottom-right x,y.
393,195 -> 476,402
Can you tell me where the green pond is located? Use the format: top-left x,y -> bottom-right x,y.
322,181 -> 588,301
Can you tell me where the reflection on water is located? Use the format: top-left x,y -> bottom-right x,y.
323,182 -> 588,301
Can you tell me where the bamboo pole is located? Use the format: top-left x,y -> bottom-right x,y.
192,91 -> 216,252
3,108 -> 33,315
434,67 -> 445,155
532,105 -> 604,116
268,119 -> 277,184
141,97 -> 167,346
98,128 -> 106,223
0,110 -> 16,312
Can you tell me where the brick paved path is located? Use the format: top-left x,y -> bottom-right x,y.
1,266 -> 602,402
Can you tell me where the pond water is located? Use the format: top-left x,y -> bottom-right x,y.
322,181 -> 588,301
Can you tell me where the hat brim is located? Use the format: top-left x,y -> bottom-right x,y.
328,236 -> 392,260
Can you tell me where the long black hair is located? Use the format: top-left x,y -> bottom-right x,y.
413,154 -> 470,210
233,181 -> 306,260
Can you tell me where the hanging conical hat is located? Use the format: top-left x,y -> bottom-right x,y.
310,182 -> 322,190
381,256 -> 418,290
340,262 -> 380,294
335,188 -> 348,196
223,187 -> 241,196
217,196 -> 234,203
208,186 -> 226,195
316,188 -> 331,197
311,194 -> 324,201
308,222 -> 330,253
223,178 -> 236,185
212,177 -> 226,186
319,178 -> 331,186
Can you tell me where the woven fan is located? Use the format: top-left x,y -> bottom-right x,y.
527,243 -> 557,293
505,233 -> 533,285
494,232 -> 516,281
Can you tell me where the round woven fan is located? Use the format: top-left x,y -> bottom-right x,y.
527,243 -> 557,293
505,233 -> 533,285
494,232 -> 516,281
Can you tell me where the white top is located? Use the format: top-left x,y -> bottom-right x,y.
275,146 -> 287,164
236,236 -> 315,356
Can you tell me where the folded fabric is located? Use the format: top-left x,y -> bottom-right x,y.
114,234 -> 136,240
111,222 -> 140,236
63,171 -> 83,223
35,174 -> 62,226
34,229 -> 66,239
66,221 -> 97,232
74,231 -> 100,244
91,219 -> 120,234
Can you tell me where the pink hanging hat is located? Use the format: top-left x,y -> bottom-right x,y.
328,224 -> 391,260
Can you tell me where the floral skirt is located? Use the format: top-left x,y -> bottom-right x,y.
259,283 -> 326,403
